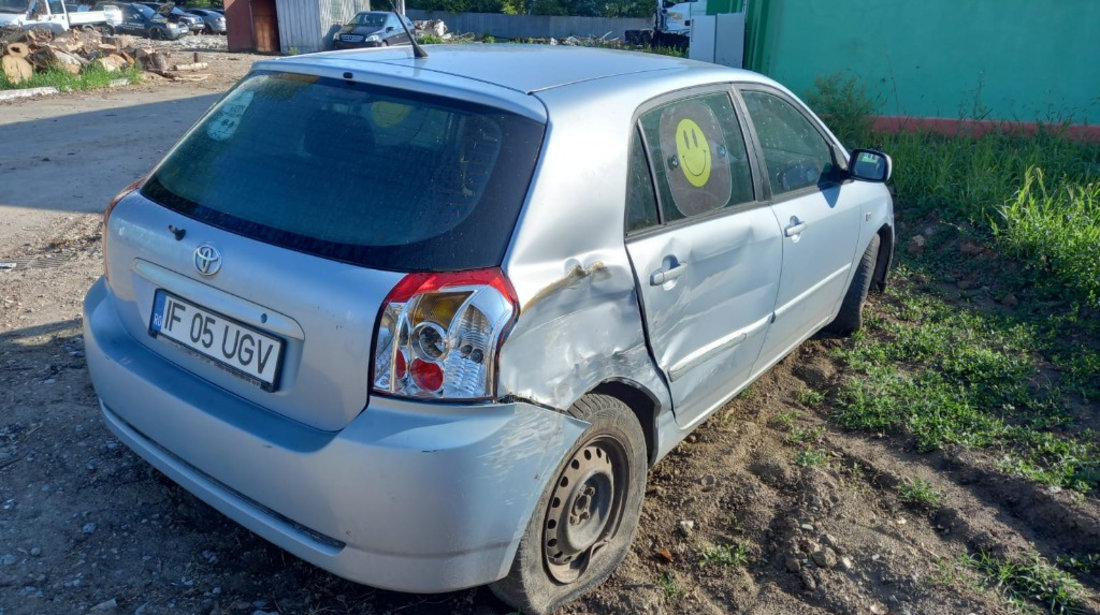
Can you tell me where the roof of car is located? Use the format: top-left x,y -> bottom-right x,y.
267,44 -> 767,96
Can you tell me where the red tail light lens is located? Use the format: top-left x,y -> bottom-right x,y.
372,268 -> 518,400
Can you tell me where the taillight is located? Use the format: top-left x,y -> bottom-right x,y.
372,268 -> 518,400
103,178 -> 144,280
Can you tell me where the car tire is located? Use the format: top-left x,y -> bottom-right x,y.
149,26 -> 164,40
96,23 -> 115,35
490,394 -> 646,615
825,233 -> 880,335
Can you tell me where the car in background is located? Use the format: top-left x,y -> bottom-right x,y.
84,45 -> 894,615
332,10 -> 414,49
137,2 -> 202,34
183,7 -> 224,33
96,1 -> 185,39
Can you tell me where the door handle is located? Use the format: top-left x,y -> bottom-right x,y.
784,217 -> 807,237
650,259 -> 688,286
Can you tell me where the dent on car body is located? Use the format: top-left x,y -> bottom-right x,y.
498,256 -> 671,431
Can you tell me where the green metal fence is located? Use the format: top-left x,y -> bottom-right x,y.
744,0 -> 1100,126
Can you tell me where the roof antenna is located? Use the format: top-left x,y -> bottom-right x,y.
387,0 -> 429,59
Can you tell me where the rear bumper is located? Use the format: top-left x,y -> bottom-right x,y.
83,277 -> 586,592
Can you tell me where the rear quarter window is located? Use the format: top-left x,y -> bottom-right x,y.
143,71 -> 546,272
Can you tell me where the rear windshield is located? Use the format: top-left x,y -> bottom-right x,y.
143,71 -> 545,271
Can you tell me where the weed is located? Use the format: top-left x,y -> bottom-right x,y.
417,34 -> 445,44
803,72 -> 881,147
0,63 -> 141,91
796,388 -> 826,407
993,167 -> 1100,307
787,426 -> 825,445
1057,553 -> 1100,574
644,45 -> 686,58
737,383 -> 757,400
480,32 -> 496,43
959,551 -> 1086,615
700,542 -> 750,568
896,477 -> 943,509
832,269 -> 1100,493
768,409 -> 802,431
657,571 -> 684,601
794,448 -> 827,467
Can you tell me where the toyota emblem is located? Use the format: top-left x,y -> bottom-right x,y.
193,244 -> 222,276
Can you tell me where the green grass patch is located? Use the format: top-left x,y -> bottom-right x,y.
794,448 -> 828,468
699,542 -> 750,568
0,64 -> 141,92
959,551 -> 1087,615
657,571 -> 685,601
896,477 -> 943,510
833,273 -> 1100,493
993,167 -> 1100,307
797,388 -> 826,407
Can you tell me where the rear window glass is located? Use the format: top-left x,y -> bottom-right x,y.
143,71 -> 545,271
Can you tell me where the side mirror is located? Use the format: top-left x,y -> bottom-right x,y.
848,149 -> 892,183
386,25 -> 394,31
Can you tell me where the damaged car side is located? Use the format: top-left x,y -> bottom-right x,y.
83,44 -> 893,615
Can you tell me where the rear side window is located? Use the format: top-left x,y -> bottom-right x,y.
639,92 -> 754,223
143,71 -> 545,271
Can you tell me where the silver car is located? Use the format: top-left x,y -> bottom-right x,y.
84,44 -> 893,614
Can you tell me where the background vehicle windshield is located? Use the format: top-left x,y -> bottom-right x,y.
352,12 -> 385,27
143,71 -> 545,271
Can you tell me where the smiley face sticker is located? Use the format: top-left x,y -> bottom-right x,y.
676,118 -> 711,187
655,100 -> 732,217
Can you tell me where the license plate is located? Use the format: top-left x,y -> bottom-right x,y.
150,291 -> 283,390
340,34 -> 361,42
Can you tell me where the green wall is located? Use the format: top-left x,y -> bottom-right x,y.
744,0 -> 1100,125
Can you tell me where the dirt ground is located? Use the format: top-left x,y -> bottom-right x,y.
1,40 -> 1098,615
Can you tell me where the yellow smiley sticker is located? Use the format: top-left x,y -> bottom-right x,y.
676,118 -> 711,188
370,101 -> 412,128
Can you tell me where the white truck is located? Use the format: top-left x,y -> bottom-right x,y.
624,0 -> 700,50
0,0 -> 122,35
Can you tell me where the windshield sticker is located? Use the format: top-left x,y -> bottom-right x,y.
658,101 -> 732,217
676,118 -> 711,188
370,101 -> 411,129
206,90 -> 254,142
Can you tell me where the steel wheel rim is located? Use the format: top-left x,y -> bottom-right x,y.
542,435 -> 629,583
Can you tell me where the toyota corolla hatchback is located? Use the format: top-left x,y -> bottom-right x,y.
84,44 -> 893,614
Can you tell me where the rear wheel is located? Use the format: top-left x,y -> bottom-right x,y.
490,394 -> 646,615
149,26 -> 165,40
825,233 -> 880,335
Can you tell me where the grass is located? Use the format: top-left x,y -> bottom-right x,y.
794,448 -> 828,467
699,542 -> 750,568
832,274 -> 1100,492
797,388 -> 826,407
802,73 -> 1100,495
959,551 -> 1087,615
896,477 -> 943,509
657,571 -> 684,601
0,64 -> 142,92
993,167 -> 1100,307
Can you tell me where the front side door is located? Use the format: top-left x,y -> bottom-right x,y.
739,87 -> 863,367
624,89 -> 783,428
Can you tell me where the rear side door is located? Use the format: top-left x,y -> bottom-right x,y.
624,88 -> 783,428
739,87 -> 862,366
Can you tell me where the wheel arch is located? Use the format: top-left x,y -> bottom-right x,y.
588,379 -> 661,467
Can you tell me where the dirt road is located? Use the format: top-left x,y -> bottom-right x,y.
1,47 -> 1097,615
